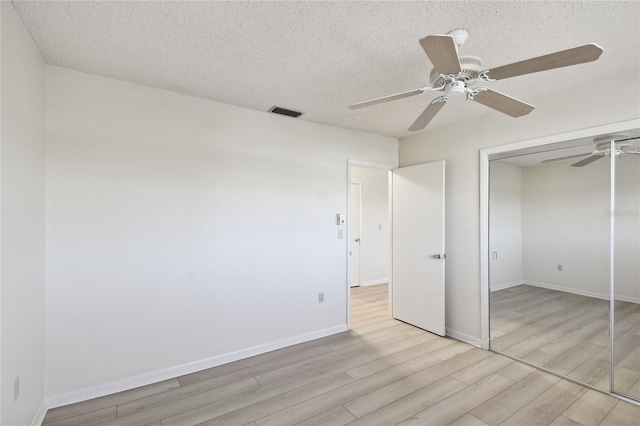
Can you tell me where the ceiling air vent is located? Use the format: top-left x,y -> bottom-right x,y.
269,106 -> 303,118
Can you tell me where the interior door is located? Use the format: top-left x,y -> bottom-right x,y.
392,161 -> 445,335
349,183 -> 361,287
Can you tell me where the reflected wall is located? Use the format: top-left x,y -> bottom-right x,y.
613,145 -> 640,399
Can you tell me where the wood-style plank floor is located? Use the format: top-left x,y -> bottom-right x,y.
43,284 -> 640,426
491,284 -> 640,400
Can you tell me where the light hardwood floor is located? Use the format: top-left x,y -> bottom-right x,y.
491,284 -> 640,400
43,284 -> 640,426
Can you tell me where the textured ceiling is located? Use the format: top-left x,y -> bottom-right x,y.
12,1 -> 640,138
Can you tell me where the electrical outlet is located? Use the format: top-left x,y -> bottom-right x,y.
318,292 -> 324,303
337,229 -> 344,239
14,375 -> 20,401
557,264 -> 563,271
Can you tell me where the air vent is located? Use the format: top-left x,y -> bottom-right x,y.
269,106 -> 303,118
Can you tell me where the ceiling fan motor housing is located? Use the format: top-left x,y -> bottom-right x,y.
446,81 -> 466,96
429,56 -> 483,87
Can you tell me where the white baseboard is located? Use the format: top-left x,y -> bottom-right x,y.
360,279 -> 388,286
45,324 -> 348,409
615,294 -> 640,304
31,403 -> 47,426
525,281 -> 640,304
490,280 -> 525,292
445,328 -> 488,349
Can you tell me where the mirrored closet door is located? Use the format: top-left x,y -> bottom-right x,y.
488,129 -> 640,403
613,136 -> 640,400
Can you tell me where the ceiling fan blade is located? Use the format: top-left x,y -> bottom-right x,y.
419,35 -> 462,75
571,154 -> 604,167
408,97 -> 448,131
471,89 -> 535,117
541,153 -> 591,164
484,44 -> 603,80
349,88 -> 424,109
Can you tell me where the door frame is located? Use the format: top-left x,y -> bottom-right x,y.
348,182 -> 362,288
479,119 -> 640,350
346,160 -> 396,330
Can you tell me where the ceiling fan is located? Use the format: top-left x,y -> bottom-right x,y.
541,135 -> 640,167
349,29 -> 603,131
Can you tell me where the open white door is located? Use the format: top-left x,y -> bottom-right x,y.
391,161 -> 445,336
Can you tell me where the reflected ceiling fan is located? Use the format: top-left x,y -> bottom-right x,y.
541,135 -> 640,167
349,29 -> 603,131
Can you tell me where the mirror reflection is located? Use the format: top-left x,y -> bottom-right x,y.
613,140 -> 640,399
489,131 -> 640,400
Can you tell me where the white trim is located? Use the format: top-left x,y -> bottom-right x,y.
524,281 -> 640,304
349,182 -> 362,287
479,150 -> 490,349
609,139 -> 616,393
490,280 -> 525,292
479,119 -> 640,351
388,170 -> 393,318
360,279 -> 388,286
45,324 -> 347,409
30,404 -> 47,426
347,160 -> 396,330
445,328 -> 487,348
349,160 -> 398,170
480,120 -> 640,156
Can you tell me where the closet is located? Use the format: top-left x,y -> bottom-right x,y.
488,128 -> 640,403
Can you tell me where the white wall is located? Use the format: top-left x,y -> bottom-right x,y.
399,74 -> 640,341
488,162 -> 522,290
1,3 -> 47,425
45,66 -> 398,403
350,166 -> 389,285
490,153 -> 639,302
521,159 -> 610,297
521,155 -> 640,301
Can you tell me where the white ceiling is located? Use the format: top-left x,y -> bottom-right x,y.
12,1 -> 640,138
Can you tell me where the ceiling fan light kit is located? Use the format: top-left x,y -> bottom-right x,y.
350,29 -> 604,131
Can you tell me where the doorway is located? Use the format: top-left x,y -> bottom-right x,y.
347,160 -> 447,337
347,162 -> 393,327
348,166 -> 390,288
